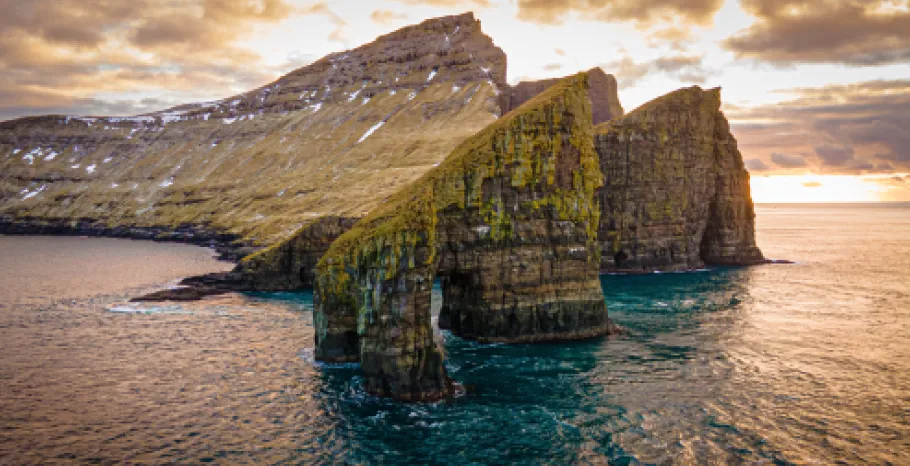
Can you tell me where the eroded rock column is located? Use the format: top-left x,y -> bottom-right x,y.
315,71 -> 614,401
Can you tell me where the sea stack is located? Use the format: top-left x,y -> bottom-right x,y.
594,87 -> 764,271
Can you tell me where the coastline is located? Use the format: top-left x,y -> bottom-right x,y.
0,217 -> 255,262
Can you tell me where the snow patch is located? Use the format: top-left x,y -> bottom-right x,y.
427,68 -> 438,82
85,164 -> 96,174
358,121 -> 385,143
159,178 -> 174,188
348,88 -> 362,102
223,117 -> 237,124
361,97 -> 370,105
21,185 -> 46,200
111,182 -> 119,188
71,164 -> 80,169
103,156 -> 113,163
23,148 -> 40,164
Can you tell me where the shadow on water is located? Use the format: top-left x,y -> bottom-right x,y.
262,267 -> 794,465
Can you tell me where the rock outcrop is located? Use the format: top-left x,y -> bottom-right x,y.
499,69 -> 624,125
594,86 -> 764,271
314,72 -> 616,401
239,216 -> 358,289
0,13 -> 505,250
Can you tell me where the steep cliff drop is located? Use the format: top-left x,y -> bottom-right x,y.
595,86 -> 764,272
0,13 -> 506,258
237,67 -> 625,289
314,72 -> 616,401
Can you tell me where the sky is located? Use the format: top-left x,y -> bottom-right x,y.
2,0 -> 909,202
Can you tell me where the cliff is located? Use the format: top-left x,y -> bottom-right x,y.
236,67 -> 625,289
0,13 -> 506,251
594,86 -> 764,271
314,72 -> 615,401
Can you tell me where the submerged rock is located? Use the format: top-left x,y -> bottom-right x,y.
315,72 -> 615,401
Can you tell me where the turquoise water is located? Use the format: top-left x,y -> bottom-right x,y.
1,204 -> 908,464
282,203 -> 910,464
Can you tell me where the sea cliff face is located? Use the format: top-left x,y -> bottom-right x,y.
594,87 -> 764,271
0,13 -> 505,250
314,72 -> 615,400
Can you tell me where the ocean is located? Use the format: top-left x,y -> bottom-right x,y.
0,203 -> 907,464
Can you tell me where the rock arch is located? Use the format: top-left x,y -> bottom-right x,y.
313,72 -> 616,401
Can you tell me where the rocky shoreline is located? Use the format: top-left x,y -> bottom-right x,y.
0,217 -> 254,262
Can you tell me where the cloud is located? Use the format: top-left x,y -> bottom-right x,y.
725,0 -> 910,65
770,152 -> 807,168
393,0 -> 490,7
601,53 -> 707,87
815,145 -> 854,166
370,10 -> 407,25
802,181 -> 823,188
515,0 -> 724,26
0,0 -> 310,120
745,158 -> 770,171
543,63 -> 563,71
555,48 -> 567,56
727,79 -> 910,174
304,2 -> 347,43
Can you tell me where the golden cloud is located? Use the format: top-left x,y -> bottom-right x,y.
729,79 -> 910,174
515,0 -> 724,26
725,0 -> 910,65
371,10 -> 408,24
0,0 -> 308,120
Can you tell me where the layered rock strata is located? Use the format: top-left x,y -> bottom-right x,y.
0,13 -> 505,249
314,72 -> 615,401
594,86 -> 764,271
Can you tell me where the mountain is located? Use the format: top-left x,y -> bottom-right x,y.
1,11 -> 759,295
0,13 -> 507,252
237,67 -> 625,289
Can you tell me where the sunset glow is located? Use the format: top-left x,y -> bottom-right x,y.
751,174 -> 910,203
1,0 -> 908,202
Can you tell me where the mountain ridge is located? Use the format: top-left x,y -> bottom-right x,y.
1,12 -> 507,251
